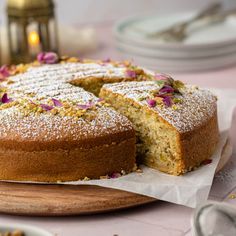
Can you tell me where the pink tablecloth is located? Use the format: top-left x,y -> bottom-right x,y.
0,24 -> 236,236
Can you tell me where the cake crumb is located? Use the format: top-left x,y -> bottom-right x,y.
100,175 -> 109,179
83,176 -> 90,181
136,168 -> 143,173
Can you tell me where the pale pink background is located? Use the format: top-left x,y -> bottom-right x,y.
0,1 -> 236,235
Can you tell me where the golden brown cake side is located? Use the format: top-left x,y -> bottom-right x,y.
0,138 -> 135,182
178,110 -> 219,173
0,106 -> 136,182
100,81 -> 219,175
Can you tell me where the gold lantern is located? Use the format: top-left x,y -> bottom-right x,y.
7,0 -> 58,64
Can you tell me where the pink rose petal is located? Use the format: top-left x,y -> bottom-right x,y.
102,58 -> 111,63
37,52 -> 58,64
77,101 -> 94,110
40,104 -> 54,111
1,93 -> 12,103
126,70 -> 136,78
159,85 -> 175,94
52,98 -> 62,107
110,173 -> 122,179
37,52 -> 46,63
97,98 -> 104,103
154,73 -> 170,80
0,65 -> 10,81
163,96 -> 172,107
0,65 -> 10,77
147,99 -> 156,108
44,52 -> 58,64
202,159 -> 212,165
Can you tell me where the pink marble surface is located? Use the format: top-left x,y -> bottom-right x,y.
0,23 -> 236,236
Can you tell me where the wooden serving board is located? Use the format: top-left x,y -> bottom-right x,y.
0,140 -> 232,216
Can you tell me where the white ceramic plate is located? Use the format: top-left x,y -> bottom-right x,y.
0,223 -> 52,236
114,12 -> 236,50
117,49 -> 236,73
116,39 -> 236,59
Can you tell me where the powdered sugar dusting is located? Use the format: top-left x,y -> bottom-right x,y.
0,106 -> 132,143
0,62 -> 134,144
103,81 -> 217,133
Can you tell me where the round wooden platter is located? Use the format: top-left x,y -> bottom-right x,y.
0,140 -> 232,216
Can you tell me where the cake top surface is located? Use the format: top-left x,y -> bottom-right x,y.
0,53 -> 217,146
2,55 -> 149,100
0,55 -> 146,148
102,80 -> 217,133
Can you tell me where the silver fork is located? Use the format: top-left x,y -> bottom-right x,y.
148,3 -> 223,42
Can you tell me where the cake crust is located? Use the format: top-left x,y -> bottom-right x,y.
0,138 -> 135,182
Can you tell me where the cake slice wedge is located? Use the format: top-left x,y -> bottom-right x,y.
100,79 -> 219,175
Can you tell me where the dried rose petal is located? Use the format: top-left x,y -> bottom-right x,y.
77,102 -> 94,110
159,85 -> 175,94
1,93 -> 12,103
37,52 -> 46,63
154,73 -> 170,80
0,65 -> 10,77
40,104 -> 54,111
97,98 -> 104,103
37,52 -> 58,64
44,52 -> 58,64
126,70 -> 136,78
202,159 -> 212,165
147,99 -> 156,108
110,173 -> 121,178
102,58 -> 111,63
163,96 -> 172,107
52,98 -> 62,107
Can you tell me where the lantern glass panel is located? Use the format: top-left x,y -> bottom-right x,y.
49,18 -> 57,52
9,22 -> 17,53
27,22 -> 42,57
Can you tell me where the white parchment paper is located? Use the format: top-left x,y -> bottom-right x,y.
6,88 -> 236,208
63,88 -> 236,208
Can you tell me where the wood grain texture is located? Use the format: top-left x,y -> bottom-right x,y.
0,183 -> 156,216
0,140 -> 231,216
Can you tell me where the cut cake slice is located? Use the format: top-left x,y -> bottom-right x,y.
100,79 -> 219,175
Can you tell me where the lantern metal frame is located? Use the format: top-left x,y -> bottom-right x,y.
7,0 -> 58,64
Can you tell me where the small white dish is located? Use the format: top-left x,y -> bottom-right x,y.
0,223 -> 52,236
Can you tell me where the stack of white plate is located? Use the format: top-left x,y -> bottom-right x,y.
113,12 -> 236,73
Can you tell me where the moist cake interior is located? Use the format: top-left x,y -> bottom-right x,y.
99,85 -> 180,174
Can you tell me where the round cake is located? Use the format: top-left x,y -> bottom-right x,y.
0,54 -> 219,181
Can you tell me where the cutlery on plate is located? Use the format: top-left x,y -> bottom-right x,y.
147,3 -> 224,42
